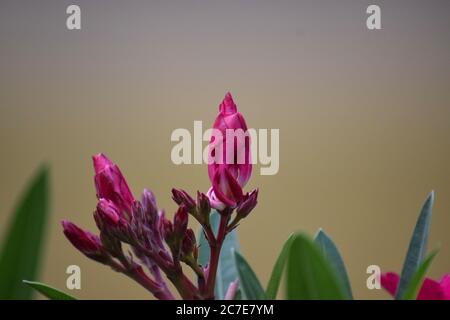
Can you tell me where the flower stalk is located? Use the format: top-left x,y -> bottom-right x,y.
203,210 -> 230,299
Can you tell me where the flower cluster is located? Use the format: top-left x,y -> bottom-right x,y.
62,93 -> 258,300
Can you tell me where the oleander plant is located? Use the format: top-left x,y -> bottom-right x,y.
0,93 -> 449,300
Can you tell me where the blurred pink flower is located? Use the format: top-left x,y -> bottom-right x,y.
381,272 -> 450,300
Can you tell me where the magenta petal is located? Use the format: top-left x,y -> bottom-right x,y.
96,198 -> 121,228
223,112 -> 248,132
219,92 -> 238,115
92,153 -> 114,174
381,272 -> 399,297
206,187 -> 226,211
212,167 -> 243,207
237,162 -> 252,187
439,274 -> 450,300
417,278 -> 446,300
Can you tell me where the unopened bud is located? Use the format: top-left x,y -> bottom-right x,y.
162,218 -> 174,244
236,188 -> 258,219
141,188 -> 158,221
173,205 -> 188,236
172,188 -> 196,212
181,228 -> 197,258
94,199 -> 122,232
196,191 -> 211,222
62,220 -> 106,262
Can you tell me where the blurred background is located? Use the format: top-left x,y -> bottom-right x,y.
1,0 -> 449,299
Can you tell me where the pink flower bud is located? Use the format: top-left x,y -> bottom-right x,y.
173,205 -> 188,236
161,218 -> 174,242
196,191 -> 211,216
208,93 -> 252,189
62,220 -> 103,258
181,228 -> 196,257
236,188 -> 258,219
92,153 -> 134,215
140,188 -> 159,226
171,188 -> 196,212
94,199 -> 122,231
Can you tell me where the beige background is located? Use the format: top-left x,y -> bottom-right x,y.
1,0 -> 450,299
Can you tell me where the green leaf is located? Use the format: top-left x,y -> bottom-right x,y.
265,233 -> 295,299
0,166 -> 50,299
286,233 -> 346,300
215,225 -> 240,300
233,251 -> 266,300
23,280 -> 76,300
233,289 -> 242,300
314,229 -> 353,299
395,191 -> 434,299
401,248 -> 439,300
197,210 -> 240,299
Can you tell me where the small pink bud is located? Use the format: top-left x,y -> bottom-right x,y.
141,189 -> 158,214
171,188 -> 196,212
162,218 -> 174,243
236,188 -> 258,219
140,189 -> 159,225
62,220 -> 102,258
173,205 -> 188,236
181,228 -> 197,258
196,191 -> 211,217
92,153 -> 134,215
94,199 -> 121,231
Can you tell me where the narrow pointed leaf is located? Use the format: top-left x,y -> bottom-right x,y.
197,210 -> 240,299
314,229 -> 353,299
286,233 -> 346,300
395,192 -> 434,299
0,167 -> 50,299
266,233 -> 295,299
23,280 -> 76,300
401,248 -> 439,300
234,251 -> 266,300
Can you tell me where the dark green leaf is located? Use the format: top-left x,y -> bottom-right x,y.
395,191 -> 434,299
314,229 -> 353,299
286,233 -> 346,300
0,167 -> 50,299
197,210 -> 240,299
23,280 -> 76,300
266,233 -> 295,299
234,250 -> 266,300
233,289 -> 242,300
401,248 -> 438,300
